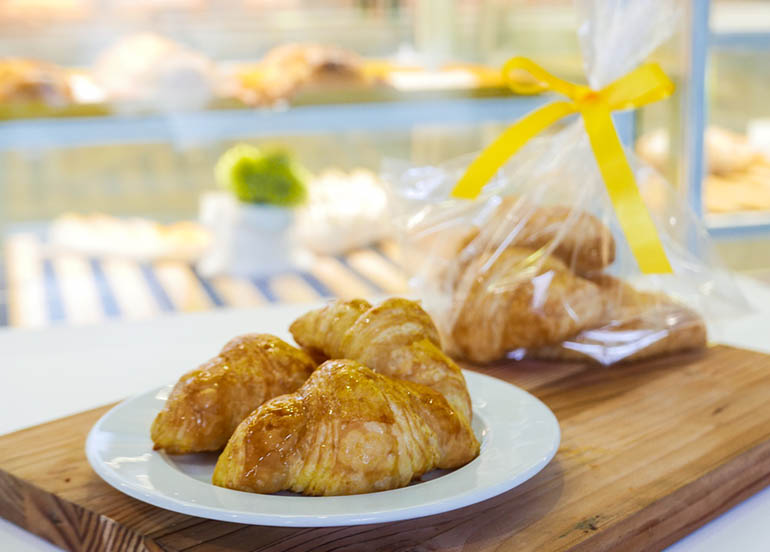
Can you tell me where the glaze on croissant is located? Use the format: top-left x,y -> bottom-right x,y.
212,359 -> 480,495
449,247 -> 606,363
290,297 -> 472,423
532,275 -> 707,364
151,334 -> 315,454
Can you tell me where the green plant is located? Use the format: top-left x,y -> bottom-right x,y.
215,144 -> 308,206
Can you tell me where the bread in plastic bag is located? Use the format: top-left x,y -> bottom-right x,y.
387,0 -> 747,366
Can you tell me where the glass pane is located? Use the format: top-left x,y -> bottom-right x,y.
0,0 -> 583,328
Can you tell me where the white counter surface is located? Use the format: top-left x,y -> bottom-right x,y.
2,277 -> 770,551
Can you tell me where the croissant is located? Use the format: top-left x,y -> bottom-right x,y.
532,275 -> 707,364
458,197 -> 615,274
212,359 -> 480,495
448,247 -> 606,363
0,58 -> 73,104
151,334 -> 315,454
290,297 -> 472,423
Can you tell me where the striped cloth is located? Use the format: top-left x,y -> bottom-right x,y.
0,233 -> 408,328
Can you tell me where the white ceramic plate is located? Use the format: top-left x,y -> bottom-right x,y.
85,370 -> 560,527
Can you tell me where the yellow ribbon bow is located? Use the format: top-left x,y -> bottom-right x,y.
451,57 -> 675,274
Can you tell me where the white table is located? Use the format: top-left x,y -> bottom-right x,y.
2,278 -> 770,552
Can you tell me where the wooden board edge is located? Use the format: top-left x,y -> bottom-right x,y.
570,438 -> 770,552
0,469 -> 166,552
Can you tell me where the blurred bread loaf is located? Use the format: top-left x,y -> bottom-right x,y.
0,58 -> 72,105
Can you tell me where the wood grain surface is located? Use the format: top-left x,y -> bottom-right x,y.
2,345 -> 770,551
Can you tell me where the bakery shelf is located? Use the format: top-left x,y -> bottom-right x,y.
0,95 -> 553,150
710,0 -> 770,50
681,1 -> 770,239
0,93 -> 638,151
707,211 -> 770,238
710,31 -> 770,50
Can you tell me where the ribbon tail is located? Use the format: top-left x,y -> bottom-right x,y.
580,103 -> 672,274
601,63 -> 675,110
452,101 -> 576,199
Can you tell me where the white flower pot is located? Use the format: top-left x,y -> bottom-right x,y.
197,191 -> 296,277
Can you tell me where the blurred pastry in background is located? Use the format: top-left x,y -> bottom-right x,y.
704,127 -> 762,176
294,168 -> 390,255
235,43 -> 370,106
0,58 -> 73,106
49,213 -> 211,262
637,126 -> 762,176
92,32 -> 217,111
701,128 -> 770,213
262,43 -> 364,86
637,125 -> 770,214
634,128 -> 669,173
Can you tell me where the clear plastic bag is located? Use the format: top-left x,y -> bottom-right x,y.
387,0 -> 748,365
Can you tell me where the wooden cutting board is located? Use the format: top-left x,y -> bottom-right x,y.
2,345 -> 770,552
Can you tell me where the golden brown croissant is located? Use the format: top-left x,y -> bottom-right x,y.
212,359 -> 480,495
151,334 -> 315,454
0,58 -> 72,105
532,275 -> 707,364
238,43 -> 366,106
290,297 -> 473,423
458,197 -> 615,274
448,247 -> 606,363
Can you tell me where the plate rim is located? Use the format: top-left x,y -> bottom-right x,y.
85,369 -> 560,527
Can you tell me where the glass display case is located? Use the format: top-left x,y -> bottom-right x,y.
2,0 -> 597,329
636,0 -> 770,272
702,0 -> 770,273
